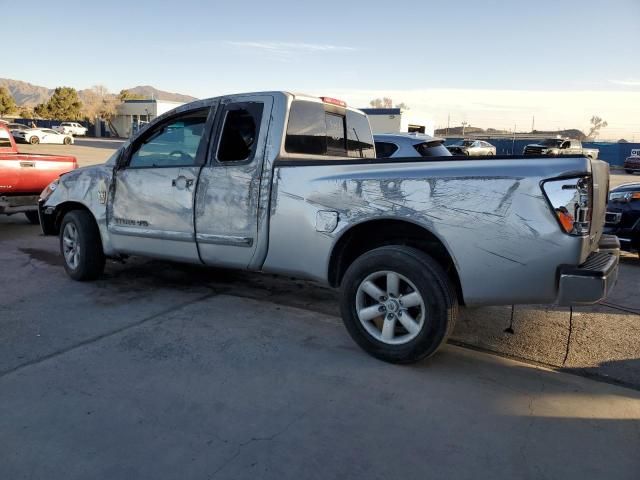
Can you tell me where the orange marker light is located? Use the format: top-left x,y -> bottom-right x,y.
555,208 -> 575,233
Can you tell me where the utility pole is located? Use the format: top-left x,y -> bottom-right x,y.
531,115 -> 535,132
446,114 -> 450,137
512,124 -> 517,154
461,121 -> 468,137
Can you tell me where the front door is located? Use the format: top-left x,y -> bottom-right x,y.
108,107 -> 213,262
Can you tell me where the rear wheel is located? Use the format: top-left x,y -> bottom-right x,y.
340,245 -> 458,364
59,210 -> 105,280
29,136 -> 39,144
63,136 -> 71,145
626,169 -> 634,174
24,211 -> 40,225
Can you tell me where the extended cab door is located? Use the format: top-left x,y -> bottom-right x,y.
107,107 -> 213,262
195,95 -> 273,268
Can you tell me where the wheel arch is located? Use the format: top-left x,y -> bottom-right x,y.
327,218 -> 465,304
50,201 -> 96,235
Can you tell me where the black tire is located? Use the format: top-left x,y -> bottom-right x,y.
63,136 -> 71,145
340,245 -> 458,364
29,136 -> 39,144
59,210 -> 105,281
24,211 -> 40,225
626,169 -> 634,174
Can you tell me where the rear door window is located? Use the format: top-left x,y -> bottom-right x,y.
374,141 -> 398,158
216,103 -> 264,163
413,142 -> 452,157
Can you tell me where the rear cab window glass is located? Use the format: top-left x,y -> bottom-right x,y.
285,100 -> 375,158
128,109 -> 208,168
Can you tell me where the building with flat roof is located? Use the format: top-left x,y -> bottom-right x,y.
360,108 -> 434,136
110,99 -> 185,138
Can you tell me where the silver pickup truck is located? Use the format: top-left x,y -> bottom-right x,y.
38,92 -> 619,364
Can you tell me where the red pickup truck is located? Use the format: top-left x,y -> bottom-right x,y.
0,123 -> 77,223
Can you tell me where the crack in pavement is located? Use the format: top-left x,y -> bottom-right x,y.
209,409 -> 311,478
0,291 -> 218,380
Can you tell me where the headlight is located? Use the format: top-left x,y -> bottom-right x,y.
548,149 -> 559,155
609,191 -> 640,202
541,176 -> 591,235
39,179 -> 59,202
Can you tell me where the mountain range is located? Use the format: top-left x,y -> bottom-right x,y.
0,78 -> 198,106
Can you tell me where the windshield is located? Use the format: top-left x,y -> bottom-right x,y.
453,140 -> 474,147
538,139 -> 563,147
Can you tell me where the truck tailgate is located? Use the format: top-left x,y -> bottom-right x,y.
0,153 -> 77,194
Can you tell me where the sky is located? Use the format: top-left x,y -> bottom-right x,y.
2,0 -> 639,139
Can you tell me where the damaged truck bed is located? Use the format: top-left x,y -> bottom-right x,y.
38,91 -> 619,364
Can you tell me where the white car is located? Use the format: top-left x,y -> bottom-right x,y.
53,122 -> 88,136
374,133 -> 452,158
13,128 -> 74,145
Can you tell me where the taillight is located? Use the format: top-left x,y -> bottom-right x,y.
541,176 -> 592,235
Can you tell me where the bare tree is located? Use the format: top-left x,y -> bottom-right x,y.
587,115 -> 608,139
368,98 -> 409,110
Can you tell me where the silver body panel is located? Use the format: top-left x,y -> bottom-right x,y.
42,91 -> 608,307
263,157 -> 594,305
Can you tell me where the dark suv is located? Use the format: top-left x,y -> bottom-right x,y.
604,182 -> 640,258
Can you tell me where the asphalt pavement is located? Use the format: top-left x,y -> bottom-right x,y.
1,215 -> 639,479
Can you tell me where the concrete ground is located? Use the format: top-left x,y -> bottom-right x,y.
1,218 -> 639,479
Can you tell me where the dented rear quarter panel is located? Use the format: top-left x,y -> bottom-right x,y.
263,157 -> 593,305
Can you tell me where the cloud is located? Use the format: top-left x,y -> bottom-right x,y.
225,41 -> 356,56
609,79 -> 640,86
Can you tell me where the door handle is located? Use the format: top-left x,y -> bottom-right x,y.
20,161 -> 35,168
171,176 -> 195,189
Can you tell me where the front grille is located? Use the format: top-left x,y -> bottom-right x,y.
605,212 -> 622,224
524,147 -> 543,155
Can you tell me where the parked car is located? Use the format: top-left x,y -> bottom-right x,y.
39,92 -> 618,364
0,123 -> 77,223
374,133 -> 452,158
446,139 -> 496,156
604,182 -> 640,258
13,128 -> 74,145
623,152 -> 640,174
6,123 -> 31,135
524,138 -> 598,159
54,122 -> 88,136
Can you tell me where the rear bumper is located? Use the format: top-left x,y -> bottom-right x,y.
0,195 -> 39,214
556,235 -> 620,305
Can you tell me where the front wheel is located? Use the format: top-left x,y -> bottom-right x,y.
59,210 -> 105,280
340,246 -> 458,364
63,136 -> 72,145
626,169 -> 634,174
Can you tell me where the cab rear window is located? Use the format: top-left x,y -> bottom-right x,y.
285,101 -> 375,158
